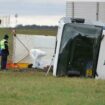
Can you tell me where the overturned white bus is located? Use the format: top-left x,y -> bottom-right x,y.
53,17 -> 105,79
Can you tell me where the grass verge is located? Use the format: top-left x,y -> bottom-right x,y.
0,71 -> 105,105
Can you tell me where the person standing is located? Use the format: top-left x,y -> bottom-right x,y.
0,34 -> 9,70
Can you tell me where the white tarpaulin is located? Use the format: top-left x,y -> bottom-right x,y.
30,49 -> 46,69
13,34 -> 56,67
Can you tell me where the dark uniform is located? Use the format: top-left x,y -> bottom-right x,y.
0,35 -> 9,70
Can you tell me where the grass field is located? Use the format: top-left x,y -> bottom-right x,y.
0,28 -> 105,105
0,71 -> 105,105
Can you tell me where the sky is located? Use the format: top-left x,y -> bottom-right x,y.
0,0 -> 66,26
0,0 -> 105,26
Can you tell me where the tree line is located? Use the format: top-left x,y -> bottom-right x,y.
16,24 -> 58,29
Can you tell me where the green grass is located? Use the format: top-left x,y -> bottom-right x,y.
0,28 -> 105,105
0,71 -> 105,105
16,28 -> 57,36
0,28 -> 57,36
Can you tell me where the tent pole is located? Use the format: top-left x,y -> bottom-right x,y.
46,54 -> 55,76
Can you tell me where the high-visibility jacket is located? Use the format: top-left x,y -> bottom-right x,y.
0,39 -> 6,50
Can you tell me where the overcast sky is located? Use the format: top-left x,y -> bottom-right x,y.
0,0 -> 105,26
0,0 -> 66,16
0,0 -> 66,26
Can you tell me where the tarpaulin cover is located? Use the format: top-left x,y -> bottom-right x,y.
57,23 -> 102,76
30,49 -> 46,69
13,34 -> 56,67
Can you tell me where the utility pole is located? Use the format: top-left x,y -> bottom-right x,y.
96,2 -> 99,21
15,14 -> 18,27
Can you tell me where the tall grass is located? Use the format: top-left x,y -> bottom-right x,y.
0,71 -> 105,105
0,28 -> 105,105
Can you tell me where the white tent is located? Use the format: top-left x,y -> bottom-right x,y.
13,34 -> 56,67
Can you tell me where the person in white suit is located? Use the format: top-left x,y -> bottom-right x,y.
30,49 -> 46,69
